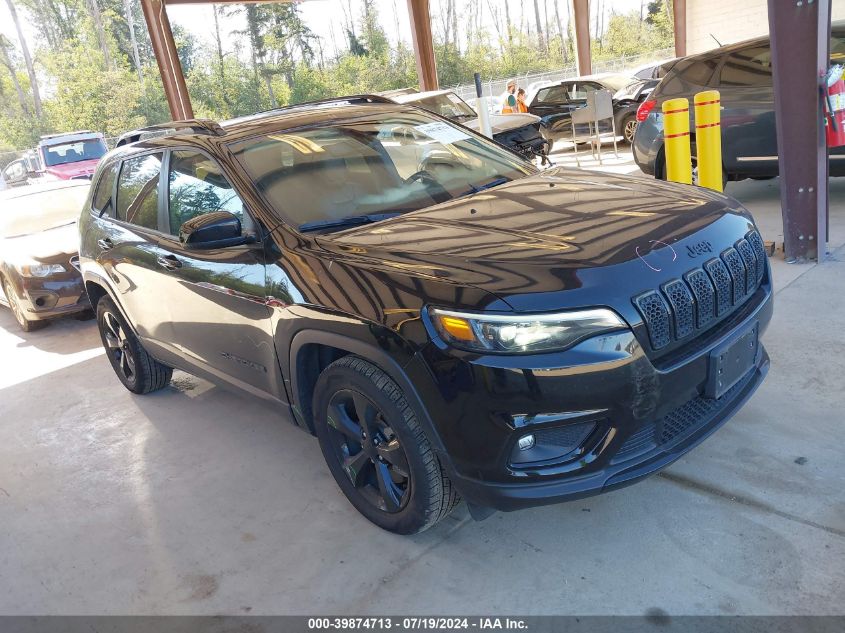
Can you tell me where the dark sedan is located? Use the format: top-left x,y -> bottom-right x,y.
0,181 -> 91,331
527,73 -> 656,144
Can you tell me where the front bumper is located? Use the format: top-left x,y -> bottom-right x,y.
415,283 -> 773,512
19,277 -> 89,321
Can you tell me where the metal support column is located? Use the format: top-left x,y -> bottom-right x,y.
768,0 -> 831,262
673,0 -> 686,58
572,0 -> 591,77
407,0 -> 438,92
140,0 -> 193,120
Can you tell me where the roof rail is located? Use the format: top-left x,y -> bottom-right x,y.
115,119 -> 225,147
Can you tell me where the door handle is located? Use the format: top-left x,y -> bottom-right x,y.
97,238 -> 114,251
156,254 -> 183,270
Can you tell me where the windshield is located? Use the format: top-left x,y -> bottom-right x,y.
230,111 -> 535,230
0,184 -> 90,238
413,93 -> 476,121
42,139 -> 107,167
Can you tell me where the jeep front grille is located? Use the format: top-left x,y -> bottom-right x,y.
633,229 -> 766,351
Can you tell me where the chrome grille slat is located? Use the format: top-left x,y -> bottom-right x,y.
633,230 -> 766,352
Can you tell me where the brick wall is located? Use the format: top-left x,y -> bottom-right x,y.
687,0 -> 845,55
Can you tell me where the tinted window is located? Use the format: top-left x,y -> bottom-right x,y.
661,58 -> 717,94
719,46 -> 772,87
92,162 -> 118,216
115,153 -> 162,230
167,150 -> 245,235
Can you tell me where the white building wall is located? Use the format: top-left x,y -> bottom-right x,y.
687,0 -> 845,55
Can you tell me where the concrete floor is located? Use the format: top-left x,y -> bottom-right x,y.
1,149 -> 844,615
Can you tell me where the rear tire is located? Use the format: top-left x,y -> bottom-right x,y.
313,355 -> 459,534
2,278 -> 48,332
621,114 -> 638,144
96,296 -> 172,394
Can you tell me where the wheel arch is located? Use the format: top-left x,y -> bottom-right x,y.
83,273 -> 141,338
288,330 -> 446,455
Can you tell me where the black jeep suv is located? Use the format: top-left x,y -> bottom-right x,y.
79,96 -> 772,534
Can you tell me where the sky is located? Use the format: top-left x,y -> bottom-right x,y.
1,0 -> 647,65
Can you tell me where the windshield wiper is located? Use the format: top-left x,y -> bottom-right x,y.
459,176 -> 512,198
298,212 -> 405,233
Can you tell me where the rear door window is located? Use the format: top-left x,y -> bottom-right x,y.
719,46 -> 772,87
115,153 -> 163,230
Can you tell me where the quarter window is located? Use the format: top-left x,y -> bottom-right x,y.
115,153 -> 163,230
92,162 -> 118,216
167,150 -> 245,235
719,46 -> 772,87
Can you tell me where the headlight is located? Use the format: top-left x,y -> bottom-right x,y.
428,307 -> 627,354
15,263 -> 67,277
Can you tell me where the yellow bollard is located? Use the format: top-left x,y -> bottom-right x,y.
662,98 -> 692,185
694,90 -> 723,192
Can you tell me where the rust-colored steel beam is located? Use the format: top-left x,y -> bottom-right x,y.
768,0 -> 831,261
140,0 -> 193,120
673,0 -> 686,58
572,0 -> 591,76
407,0 -> 438,91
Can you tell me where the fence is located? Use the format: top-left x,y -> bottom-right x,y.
448,47 -> 675,105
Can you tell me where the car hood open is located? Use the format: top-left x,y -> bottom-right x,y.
462,112 -> 541,135
316,167 -> 755,310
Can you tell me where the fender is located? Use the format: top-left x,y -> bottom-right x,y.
81,269 -> 140,338
288,328 -> 448,457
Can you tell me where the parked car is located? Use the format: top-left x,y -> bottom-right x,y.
526,73 -> 652,144
0,181 -> 91,331
36,131 -> 108,181
79,97 -> 772,534
630,57 -> 677,80
381,89 -> 550,162
1,152 -> 47,188
633,22 -> 845,183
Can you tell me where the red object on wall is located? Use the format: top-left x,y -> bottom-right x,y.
825,78 -> 845,147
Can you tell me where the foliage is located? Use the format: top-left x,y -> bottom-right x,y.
0,0 -> 674,151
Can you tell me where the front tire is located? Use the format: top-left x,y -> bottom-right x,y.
313,356 -> 459,534
96,296 -> 172,394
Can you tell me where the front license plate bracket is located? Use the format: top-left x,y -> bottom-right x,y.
706,322 -> 759,399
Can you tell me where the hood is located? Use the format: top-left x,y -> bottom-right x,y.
44,159 -> 100,180
2,222 -> 79,263
316,168 -> 755,309
462,112 -> 541,135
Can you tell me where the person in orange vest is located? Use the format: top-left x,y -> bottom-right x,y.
501,79 -> 518,113
516,88 -> 529,113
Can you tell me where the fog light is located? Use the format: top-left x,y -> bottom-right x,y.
517,434 -> 535,451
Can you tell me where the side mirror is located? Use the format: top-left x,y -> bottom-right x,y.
179,210 -> 244,249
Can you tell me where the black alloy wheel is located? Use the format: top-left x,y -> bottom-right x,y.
96,296 -> 172,394
101,308 -> 137,385
313,356 -> 459,534
325,389 -> 411,513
